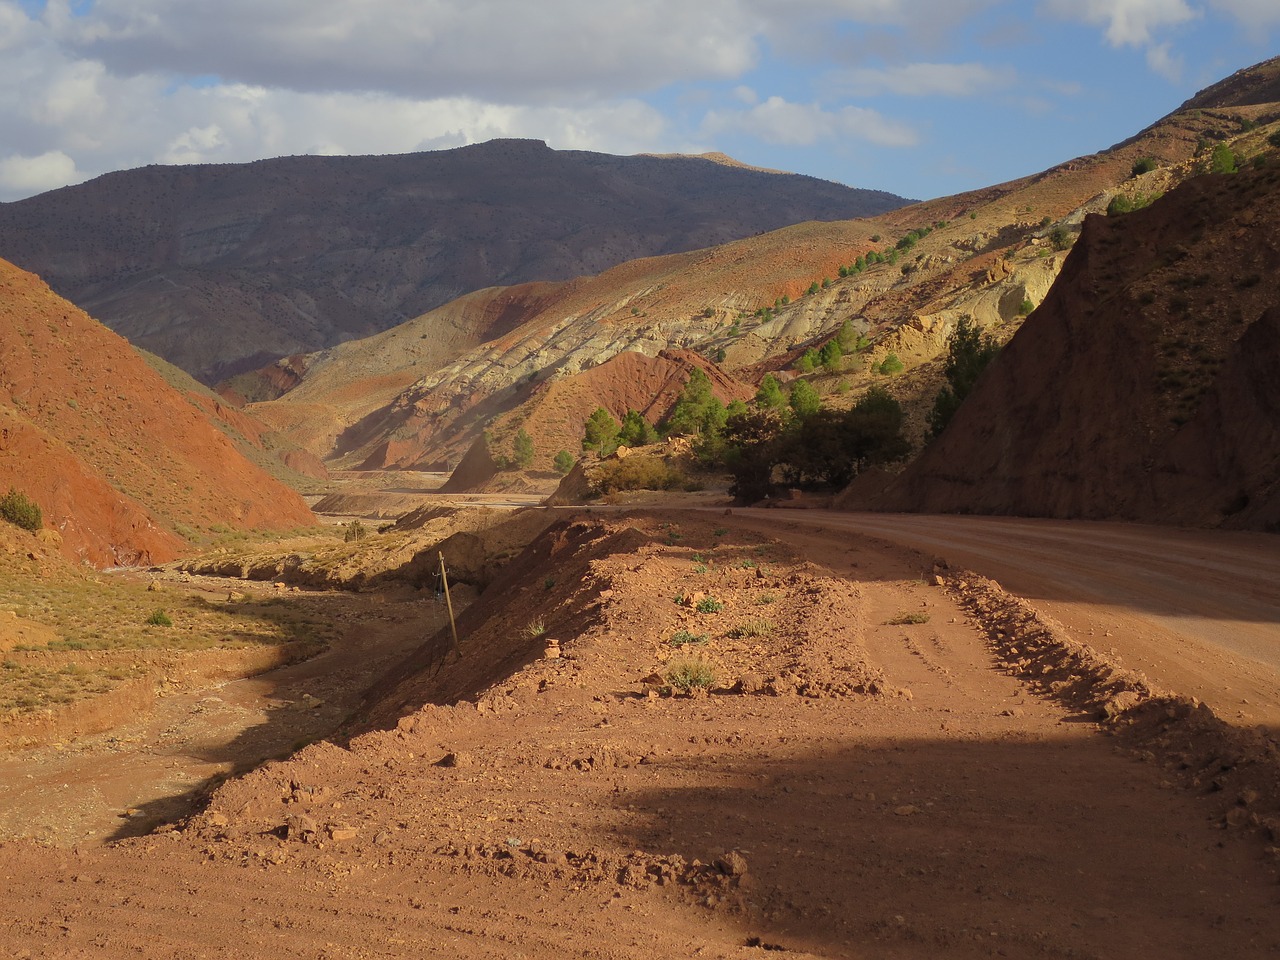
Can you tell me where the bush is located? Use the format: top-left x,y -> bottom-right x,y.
1210,143 -> 1237,174
1018,299 -> 1035,316
512,428 -> 535,469
592,456 -> 684,495
877,353 -> 904,375
1131,157 -> 1157,176
755,374 -> 786,410
1049,226 -> 1071,251
775,387 -> 910,487
668,630 -> 709,647
553,449 -> 576,474
666,657 -> 716,692
618,409 -> 658,447
695,596 -> 724,613
1269,131 -> 1280,149
343,520 -> 366,543
0,488 -> 42,532
145,609 -> 173,627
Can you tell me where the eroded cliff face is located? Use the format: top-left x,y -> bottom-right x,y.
861,165 -> 1280,530
0,258 -> 315,566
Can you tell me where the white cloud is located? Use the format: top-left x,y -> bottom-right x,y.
1040,0 -> 1199,47
836,62 -> 1017,97
1209,0 -> 1280,28
1146,42 -> 1185,81
48,0 -> 764,103
0,150 -> 82,194
702,96 -> 918,148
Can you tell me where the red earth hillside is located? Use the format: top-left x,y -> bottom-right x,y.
855,163 -> 1280,530
0,257 -> 315,565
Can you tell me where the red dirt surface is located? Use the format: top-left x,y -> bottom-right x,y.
2,510 -> 1278,958
0,257 -> 315,565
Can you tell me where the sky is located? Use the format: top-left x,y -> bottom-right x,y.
0,1 -> 1276,204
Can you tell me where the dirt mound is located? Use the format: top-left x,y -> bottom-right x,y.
0,258 -> 315,565
859,164 -> 1280,529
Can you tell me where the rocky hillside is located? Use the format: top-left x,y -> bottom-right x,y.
846,162 -> 1280,531
250,59 -> 1280,485
0,258 -> 315,566
0,140 -> 908,382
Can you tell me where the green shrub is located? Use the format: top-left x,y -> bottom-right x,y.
666,657 -> 717,692
668,630 -> 709,647
887,611 -> 931,625
877,353 -> 904,375
582,407 -> 621,455
695,596 -> 724,614
592,456 -> 684,494
145,609 -> 173,627
1131,157 -> 1157,176
788,379 -> 821,416
728,618 -> 774,638
927,315 -> 1000,438
755,374 -> 786,410
512,428 -> 535,468
553,449 -> 576,474
1268,131 -> 1280,149
0,488 -> 42,532
343,520 -> 366,543
1018,299 -> 1035,316
1210,143 -> 1237,174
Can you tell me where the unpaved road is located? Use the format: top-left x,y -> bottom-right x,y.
726,509 -> 1280,727
2,509 -> 1279,959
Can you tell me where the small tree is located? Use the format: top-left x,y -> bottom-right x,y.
788,379 -> 821,417
553,449 -> 576,474
755,373 -> 786,410
927,315 -> 1001,438
582,407 -> 621,455
877,353 -> 904,375
1210,143 -> 1237,174
512,428 -> 535,469
665,369 -> 727,439
819,340 -> 843,373
618,409 -> 658,447
0,488 -> 41,532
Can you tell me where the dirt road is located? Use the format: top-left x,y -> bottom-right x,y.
2,510 -> 1278,958
730,509 -> 1280,726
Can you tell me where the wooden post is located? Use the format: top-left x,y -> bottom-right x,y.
439,552 -> 462,659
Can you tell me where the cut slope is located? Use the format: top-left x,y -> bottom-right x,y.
0,140 -> 909,382
0,258 -> 315,565
858,164 -> 1280,530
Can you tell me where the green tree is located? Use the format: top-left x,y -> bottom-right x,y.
795,348 -> 820,374
927,315 -> 1001,437
0,488 -> 41,532
775,387 -> 910,488
582,407 -> 621,455
1210,143 -> 1237,174
665,369 -> 727,438
788,378 -> 821,417
877,353 -> 904,375
618,409 -> 658,447
819,340 -> 843,373
553,449 -> 576,474
755,373 -> 786,410
512,428 -> 535,469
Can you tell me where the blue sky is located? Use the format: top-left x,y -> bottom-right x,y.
0,1 -> 1276,203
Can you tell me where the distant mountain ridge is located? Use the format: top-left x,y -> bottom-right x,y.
0,139 -> 910,383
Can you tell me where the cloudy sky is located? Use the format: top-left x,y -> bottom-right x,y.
0,0 -> 1276,203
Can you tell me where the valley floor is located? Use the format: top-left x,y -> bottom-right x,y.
1,509 -> 1278,958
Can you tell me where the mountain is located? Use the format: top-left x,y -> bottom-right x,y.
0,257 -> 315,566
246,60 -> 1280,485
0,140 -> 910,382
843,162 -> 1280,530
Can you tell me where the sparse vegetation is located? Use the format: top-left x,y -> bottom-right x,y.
1018,298 -> 1035,316
667,630 -> 709,647
524,618 -> 546,639
0,487 -> 42,532
728,618 -> 774,638
695,596 -> 725,614
887,611 -> 931,625
665,657 -> 716,692
145,609 -> 173,627
1107,192 -> 1161,216
592,456 -> 685,495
